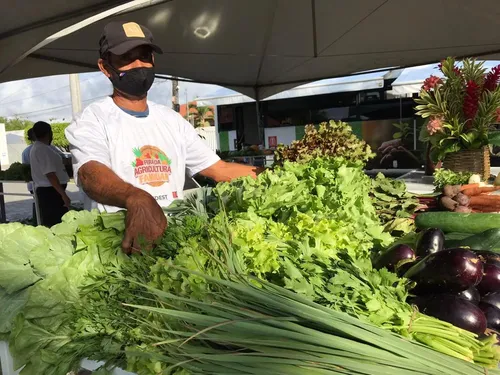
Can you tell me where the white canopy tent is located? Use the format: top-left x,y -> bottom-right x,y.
0,1 -> 136,79
2,0 -> 500,100
197,69 -> 398,106
391,61 -> 500,96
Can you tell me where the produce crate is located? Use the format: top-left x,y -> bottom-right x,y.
0,342 -> 136,375
0,341 -> 17,375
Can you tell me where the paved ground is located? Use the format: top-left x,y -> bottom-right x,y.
1,182 -> 83,222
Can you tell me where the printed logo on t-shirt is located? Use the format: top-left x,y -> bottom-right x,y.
131,146 -> 172,187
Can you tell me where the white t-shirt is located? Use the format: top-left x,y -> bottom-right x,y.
65,97 -> 220,213
30,141 -> 70,189
23,144 -> 65,192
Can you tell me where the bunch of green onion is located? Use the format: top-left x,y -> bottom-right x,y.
409,314 -> 500,366
127,271 -> 500,375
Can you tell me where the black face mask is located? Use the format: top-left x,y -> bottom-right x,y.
107,65 -> 155,97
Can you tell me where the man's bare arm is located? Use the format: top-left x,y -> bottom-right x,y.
78,161 -> 140,208
199,160 -> 263,182
78,161 -> 167,252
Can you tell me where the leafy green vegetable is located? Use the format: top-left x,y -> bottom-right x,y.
0,210 -> 128,374
274,120 -> 374,165
370,173 -> 420,236
434,168 -> 473,191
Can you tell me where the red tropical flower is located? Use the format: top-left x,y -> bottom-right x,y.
422,75 -> 442,91
463,80 -> 481,127
484,65 -> 500,92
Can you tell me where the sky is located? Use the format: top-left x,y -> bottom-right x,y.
2,61 -> 500,123
0,71 -> 234,122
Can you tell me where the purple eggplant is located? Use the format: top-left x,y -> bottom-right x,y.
479,302 -> 500,331
477,263 -> 500,295
374,244 -> 415,272
404,248 -> 483,294
415,228 -> 444,257
474,250 -> 500,268
481,292 -> 500,310
456,287 -> 481,305
396,260 -> 416,277
411,294 -> 487,334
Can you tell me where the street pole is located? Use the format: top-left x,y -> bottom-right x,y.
185,89 -> 189,122
69,74 -> 82,118
172,78 -> 180,112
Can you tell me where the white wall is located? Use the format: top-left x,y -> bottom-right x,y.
6,130 -> 26,166
228,130 -> 237,151
195,127 -> 217,152
0,125 -> 10,167
264,126 -> 296,149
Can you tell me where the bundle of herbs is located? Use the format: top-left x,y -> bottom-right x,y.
370,173 -> 420,236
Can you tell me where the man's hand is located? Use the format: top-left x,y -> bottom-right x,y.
78,161 -> 168,253
378,139 -> 403,155
200,160 -> 264,182
122,190 -> 167,253
61,192 -> 71,208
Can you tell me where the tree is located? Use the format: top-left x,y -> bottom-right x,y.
0,116 -> 34,131
188,103 -> 214,128
24,122 -> 70,151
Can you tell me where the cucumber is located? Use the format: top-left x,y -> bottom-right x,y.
445,228 -> 500,251
415,212 -> 500,234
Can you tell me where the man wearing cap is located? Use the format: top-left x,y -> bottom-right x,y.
66,21 -> 260,253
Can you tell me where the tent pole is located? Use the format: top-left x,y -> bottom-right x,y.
69,74 -> 82,118
399,97 -> 402,123
255,100 -> 262,146
413,118 -> 417,151
255,88 -> 264,147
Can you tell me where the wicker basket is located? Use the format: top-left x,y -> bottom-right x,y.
443,146 -> 491,181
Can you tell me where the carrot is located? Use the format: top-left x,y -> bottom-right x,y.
470,195 -> 500,204
460,183 -> 480,191
472,207 -> 500,214
462,186 -> 500,197
469,195 -> 500,212
469,205 -> 500,213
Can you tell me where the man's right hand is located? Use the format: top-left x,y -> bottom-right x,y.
122,190 -> 168,253
78,161 -> 168,253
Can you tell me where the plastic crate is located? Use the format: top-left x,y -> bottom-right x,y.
0,342 -> 18,375
0,342 -> 135,375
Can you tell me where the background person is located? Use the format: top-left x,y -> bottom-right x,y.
21,128 -> 36,194
30,121 -> 70,227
